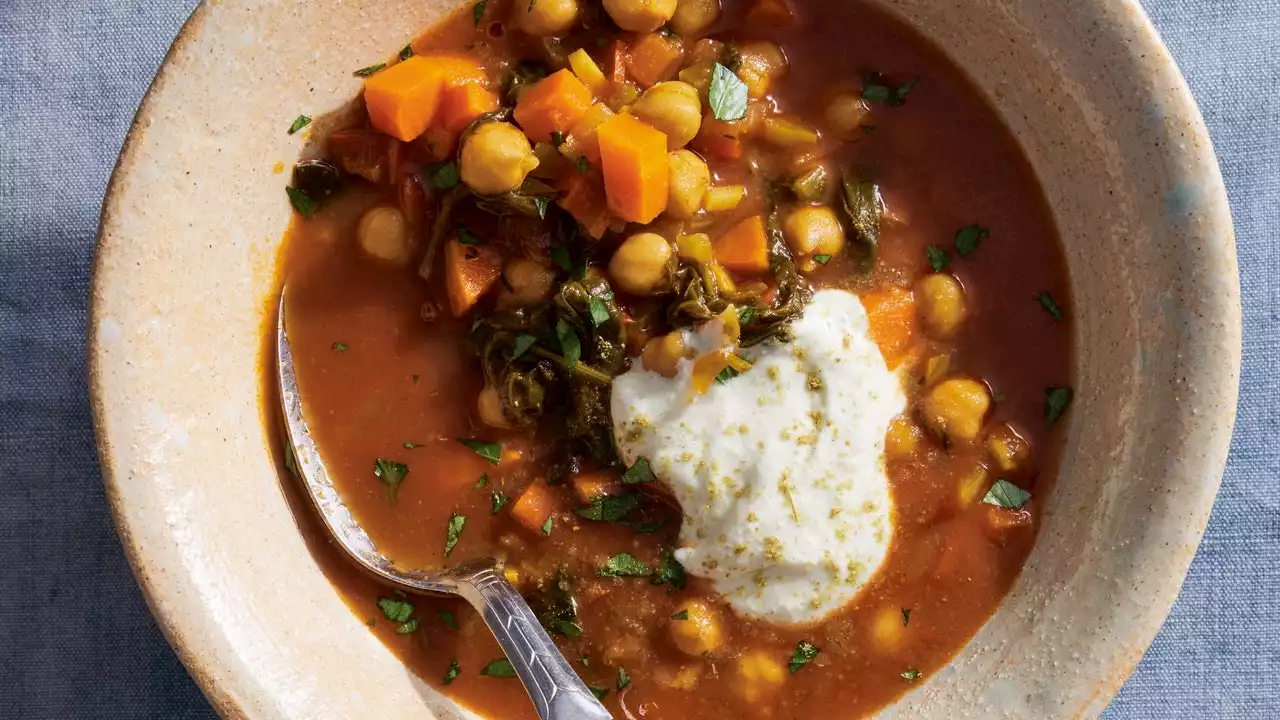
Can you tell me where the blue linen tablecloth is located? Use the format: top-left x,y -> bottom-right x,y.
0,0 -> 1274,717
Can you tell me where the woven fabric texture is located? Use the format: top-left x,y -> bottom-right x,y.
0,0 -> 1274,717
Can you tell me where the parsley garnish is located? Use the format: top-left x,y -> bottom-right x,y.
474,473 -> 489,490
541,515 -> 554,535
902,607 -> 911,626
587,297 -> 611,326
443,513 -> 466,557
576,156 -> 590,174
670,609 -> 690,620
737,306 -> 758,326
377,596 -> 415,623
472,0 -> 487,24
861,73 -> 917,106
457,438 -> 502,464
402,441 -> 419,449
550,130 -> 565,146
331,341 -> 348,351
287,115 -> 311,135
983,478 -> 1031,509
621,457 -> 656,484
617,666 -> 632,691
550,246 -> 573,274
443,658 -> 461,685
549,619 -> 582,637
491,491 -> 509,514
395,617 -> 420,634
373,459 -> 409,503
399,44 -> 414,61
511,333 -> 538,359
286,186 -> 319,218
953,224 -> 989,256
1037,292 -> 1064,320
532,195 -> 551,219
575,493 -> 640,521
901,669 -> 921,680
431,162 -> 460,189
708,63 -> 748,122
715,367 -> 740,384
813,253 -> 832,265
1044,385 -> 1073,426
439,610 -> 459,629
458,227 -> 484,245
926,245 -> 951,272
651,552 -> 686,590
589,686 -> 608,701
597,552 -> 652,578
481,658 -> 517,677
788,640 -> 820,673
556,319 -> 581,368
353,62 -> 387,78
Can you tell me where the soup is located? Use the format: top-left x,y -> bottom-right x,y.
271,0 -> 1072,716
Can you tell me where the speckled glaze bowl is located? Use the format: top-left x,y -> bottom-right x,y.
90,0 -> 1240,717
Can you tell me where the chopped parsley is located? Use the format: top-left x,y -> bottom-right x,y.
788,640 -> 820,673
286,115 -> 311,135
532,195 -> 551,219
481,658 -> 517,677
373,459 -> 409,503
575,493 -> 640,522
443,513 -> 466,557
431,161 -> 460,189
715,366 -> 740,384
862,73 -> 917,106
670,609 -> 690,620
331,341 -> 348,351
902,607 -> 911,626
555,319 -> 581,368
1044,385 -> 1074,426
1037,291 -> 1064,320
617,666 -> 632,691
443,657 -> 461,685
926,245 -> 951,272
983,478 -> 1031,509
457,438 -> 502,464
395,617 -> 420,634
472,0 -> 487,24
901,669 -> 921,680
589,686 -> 609,701
953,224 -> 989,256
377,596 -> 415,623
550,130 -> 565,146
651,552 -> 686,590
576,156 -> 590,174
813,253 -> 832,265
737,306 -> 758,326
491,491 -> 509,514
550,246 -> 573,274
708,62 -> 748,122
597,552 -> 652,578
439,610 -> 459,630
458,227 -> 484,245
352,62 -> 387,78
511,333 -> 538,359
541,515 -> 554,535
399,44 -> 414,61
621,457 -> 656,484
474,473 -> 489,490
549,619 -> 583,637
286,186 -> 319,218
587,297 -> 611,326
283,441 -> 298,478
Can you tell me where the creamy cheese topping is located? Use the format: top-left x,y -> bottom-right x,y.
611,289 -> 905,624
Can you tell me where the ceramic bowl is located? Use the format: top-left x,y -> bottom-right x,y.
90,0 -> 1240,717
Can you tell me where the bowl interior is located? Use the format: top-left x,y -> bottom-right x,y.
91,0 -> 1239,717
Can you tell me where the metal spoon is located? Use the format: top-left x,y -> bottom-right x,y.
275,296 -> 612,720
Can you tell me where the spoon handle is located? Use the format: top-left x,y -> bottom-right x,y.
457,568 -> 613,720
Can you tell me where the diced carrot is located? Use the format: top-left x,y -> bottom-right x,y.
860,286 -> 917,369
444,238 -> 502,316
513,69 -> 595,144
746,0 -> 797,26
606,40 -> 629,85
982,505 -> 1034,544
626,33 -> 685,88
440,83 -> 499,132
713,215 -> 770,273
596,113 -> 669,223
692,114 -> 744,159
570,470 -> 623,503
364,57 -> 447,142
556,171 -> 612,239
510,479 -> 556,533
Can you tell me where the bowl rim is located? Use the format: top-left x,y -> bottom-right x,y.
89,1 -> 1242,718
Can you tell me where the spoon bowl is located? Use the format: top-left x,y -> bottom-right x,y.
276,294 -> 611,720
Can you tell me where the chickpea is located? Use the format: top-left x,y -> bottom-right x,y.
667,599 -> 726,656
885,416 -> 922,459
782,205 -> 845,257
477,385 -> 512,428
356,205 -> 411,265
870,605 -> 906,651
736,41 -> 787,99
916,273 -> 968,338
957,461 -> 989,507
497,258 -> 555,308
919,377 -> 991,443
631,82 -> 703,150
987,422 -> 1031,473
602,0 -> 677,32
460,122 -> 540,195
825,91 -> 871,139
609,232 -> 674,295
642,331 -> 690,377
669,0 -> 721,38
667,150 -> 711,219
732,649 -> 785,701
519,0 -> 580,36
